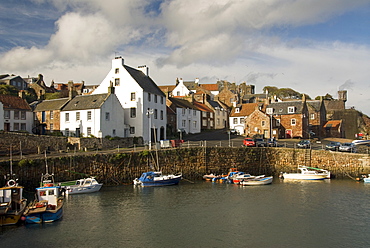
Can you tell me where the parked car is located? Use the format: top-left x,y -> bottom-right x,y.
325,141 -> 341,151
267,138 -> 278,147
254,138 -> 267,147
297,140 -> 311,149
339,143 -> 357,153
243,138 -> 255,147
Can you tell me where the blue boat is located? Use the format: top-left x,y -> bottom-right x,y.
133,171 -> 182,187
23,155 -> 64,224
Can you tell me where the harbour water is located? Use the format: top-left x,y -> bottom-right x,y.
1,179 -> 369,248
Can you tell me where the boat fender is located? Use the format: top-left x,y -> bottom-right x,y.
7,179 -> 16,187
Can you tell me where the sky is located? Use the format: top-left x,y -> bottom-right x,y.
0,0 -> 369,115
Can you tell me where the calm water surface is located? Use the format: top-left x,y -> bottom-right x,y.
1,179 -> 369,248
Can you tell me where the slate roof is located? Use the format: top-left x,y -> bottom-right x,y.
267,101 -> 305,115
168,97 -> 198,110
0,95 -> 31,111
306,100 -> 321,112
208,100 -> 224,109
34,98 -> 70,112
62,94 -> 109,111
124,65 -> 165,97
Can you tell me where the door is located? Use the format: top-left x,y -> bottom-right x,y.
286,130 -> 292,138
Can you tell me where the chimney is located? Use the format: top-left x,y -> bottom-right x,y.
137,65 -> 149,76
108,81 -> 115,94
68,81 -> 76,100
338,90 -> 347,102
18,90 -> 25,99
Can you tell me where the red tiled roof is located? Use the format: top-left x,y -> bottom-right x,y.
193,101 -> 212,112
324,120 -> 342,128
0,95 -> 31,110
199,84 -> 218,91
230,103 -> 258,117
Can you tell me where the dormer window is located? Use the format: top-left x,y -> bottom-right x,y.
235,108 -> 240,113
288,107 -> 295,113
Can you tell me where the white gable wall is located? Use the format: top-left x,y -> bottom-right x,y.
172,79 -> 190,97
92,57 -> 167,143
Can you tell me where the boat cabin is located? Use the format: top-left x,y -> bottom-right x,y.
36,186 -> 61,206
0,186 -> 24,213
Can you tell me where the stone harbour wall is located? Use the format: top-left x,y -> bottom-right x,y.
1,147 -> 369,189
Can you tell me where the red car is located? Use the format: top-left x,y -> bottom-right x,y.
243,138 -> 255,147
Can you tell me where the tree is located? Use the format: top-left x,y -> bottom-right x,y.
315,93 -> 334,100
0,84 -> 18,96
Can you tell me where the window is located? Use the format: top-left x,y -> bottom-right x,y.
65,113 -> 69,122
115,78 -> 120,86
288,107 -> 295,113
235,108 -> 240,113
160,110 -> 163,120
310,113 -> 315,119
21,111 -> 26,120
130,108 -> 136,118
148,93 -> 151,101
161,96 -> 164,104
193,110 -> 196,116
177,91 -> 180,96
14,123 -> 19,131
233,118 -> 238,124
14,111 -> 19,120
115,68 -> 119,74
65,128 -> 70,137
182,109 -> 185,115
130,127 -> 135,134
154,95 -> 157,103
193,121 -> 197,128
210,113 -> 213,118
131,92 -> 136,101
291,119 -> 296,125
276,119 -> 281,126
113,129 -> 116,136
42,111 -> 46,122
154,109 -> 158,119
87,127 -> 91,136
50,111 -> 54,119
240,118 -> 245,124
87,111 -> 92,120
49,123 -> 53,131
262,121 -> 265,126
105,112 -> 110,121
76,112 -> 80,121
182,120 -> 186,127
21,123 -> 26,131
217,118 -> 220,125
4,110 -> 10,119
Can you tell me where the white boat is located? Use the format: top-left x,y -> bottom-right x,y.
240,175 -> 273,186
280,166 -> 330,180
62,177 -> 103,195
361,174 -> 370,183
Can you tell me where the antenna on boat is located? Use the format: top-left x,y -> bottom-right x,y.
9,145 -> 13,177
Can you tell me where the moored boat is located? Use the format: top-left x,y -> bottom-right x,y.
0,178 -> 27,226
61,177 -> 103,195
280,166 -> 330,180
23,155 -> 64,224
240,175 -> 273,186
133,171 -> 182,187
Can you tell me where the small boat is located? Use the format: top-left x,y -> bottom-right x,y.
0,146 -> 28,226
232,173 -> 255,184
133,171 -> 182,187
61,177 -> 103,195
280,166 -> 330,180
240,175 -> 273,186
361,174 -> 370,183
23,154 -> 64,224
203,173 -> 220,181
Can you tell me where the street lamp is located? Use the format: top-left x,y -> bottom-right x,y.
146,109 -> 153,150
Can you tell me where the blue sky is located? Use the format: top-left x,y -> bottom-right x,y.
1,0 -> 370,117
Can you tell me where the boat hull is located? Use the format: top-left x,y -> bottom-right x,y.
363,178 -> 370,183
0,212 -> 25,226
240,177 -> 273,186
25,206 -> 63,224
282,174 -> 328,180
65,184 -> 102,195
139,177 -> 182,187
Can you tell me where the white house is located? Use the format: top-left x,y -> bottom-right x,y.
0,94 -> 33,133
60,85 -> 126,138
92,57 -> 167,144
172,78 -> 192,96
229,103 -> 259,135
167,97 -> 201,134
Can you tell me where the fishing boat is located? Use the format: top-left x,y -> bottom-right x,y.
23,153 -> 64,224
62,177 -> 103,195
240,175 -> 273,186
280,166 -> 330,180
0,149 -> 27,226
133,171 -> 182,187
